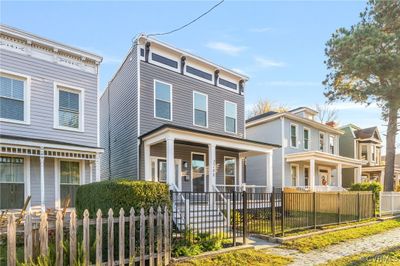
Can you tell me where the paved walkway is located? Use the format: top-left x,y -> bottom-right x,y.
265,227 -> 400,265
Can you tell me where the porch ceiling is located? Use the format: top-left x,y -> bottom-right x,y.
286,151 -> 363,168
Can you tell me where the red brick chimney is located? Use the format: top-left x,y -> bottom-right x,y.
326,121 -> 337,128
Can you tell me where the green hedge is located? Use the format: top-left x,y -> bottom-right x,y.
349,181 -> 382,200
75,179 -> 171,218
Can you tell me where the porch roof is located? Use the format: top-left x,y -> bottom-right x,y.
362,165 -> 400,173
139,124 -> 280,154
286,151 -> 363,168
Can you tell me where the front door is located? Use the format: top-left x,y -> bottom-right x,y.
192,153 -> 206,192
318,167 -> 331,186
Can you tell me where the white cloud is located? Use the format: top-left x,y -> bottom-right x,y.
254,56 -> 286,68
260,81 -> 320,87
206,41 -> 247,56
249,27 -> 273,33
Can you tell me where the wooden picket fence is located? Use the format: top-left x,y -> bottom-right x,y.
5,206 -> 171,266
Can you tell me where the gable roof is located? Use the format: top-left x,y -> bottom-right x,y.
246,111 -> 278,123
289,106 -> 318,115
354,127 -> 380,140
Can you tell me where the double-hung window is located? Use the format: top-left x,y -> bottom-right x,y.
55,84 -> 83,131
193,91 -> 208,127
319,133 -> 325,152
290,124 -> 298,148
0,73 -> 29,123
154,80 -> 172,121
225,101 -> 237,134
224,157 -> 236,192
0,156 -> 25,209
303,128 -> 310,150
329,135 -> 335,154
60,161 -> 80,207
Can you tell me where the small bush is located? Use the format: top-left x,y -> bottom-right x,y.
75,179 -> 171,218
172,232 -> 227,257
349,181 -> 382,201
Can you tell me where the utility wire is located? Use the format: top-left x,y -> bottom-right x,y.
147,0 -> 224,37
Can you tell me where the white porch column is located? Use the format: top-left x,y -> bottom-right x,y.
337,163 -> 342,188
40,147 -> 45,211
208,143 -> 216,192
89,161 -> 94,183
238,154 -> 243,190
144,142 -> 152,181
310,159 -> 315,189
166,137 -> 175,188
266,152 -> 273,193
356,166 -> 362,183
95,153 -> 100,182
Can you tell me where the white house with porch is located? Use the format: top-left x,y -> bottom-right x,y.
246,107 -> 363,191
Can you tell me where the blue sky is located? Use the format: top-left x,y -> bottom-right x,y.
2,0 -> 396,151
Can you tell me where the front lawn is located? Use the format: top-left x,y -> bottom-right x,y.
323,245 -> 400,265
283,218 -> 400,253
172,249 -> 292,266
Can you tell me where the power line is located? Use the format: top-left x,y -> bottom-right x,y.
147,0 -> 224,37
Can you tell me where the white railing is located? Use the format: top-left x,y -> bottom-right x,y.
380,191 -> 400,216
285,186 -> 347,192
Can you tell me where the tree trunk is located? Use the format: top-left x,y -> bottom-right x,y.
384,105 -> 398,191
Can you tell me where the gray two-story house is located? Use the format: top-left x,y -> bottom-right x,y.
246,107 -> 363,191
340,124 -> 400,189
0,25 -> 103,211
100,35 -> 277,193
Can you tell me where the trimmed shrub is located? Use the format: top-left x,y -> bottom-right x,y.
349,181 -> 382,201
75,179 -> 171,218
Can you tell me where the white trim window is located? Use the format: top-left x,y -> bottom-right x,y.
304,166 -> 310,186
290,124 -> 298,148
329,135 -> 335,154
360,144 -> 368,160
154,80 -> 172,121
0,71 -> 30,124
290,164 -> 299,186
59,160 -> 80,208
303,128 -> 310,150
224,101 -> 237,134
319,132 -> 325,152
54,83 -> 84,132
224,157 -> 236,192
371,145 -> 376,162
0,156 -> 25,209
193,91 -> 208,128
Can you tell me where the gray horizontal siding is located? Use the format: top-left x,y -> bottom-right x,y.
99,47 -> 138,180
139,61 -> 245,137
0,49 -> 99,147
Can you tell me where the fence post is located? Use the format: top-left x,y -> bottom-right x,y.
281,190 -> 285,236
7,214 -> 16,266
83,210 -> 90,266
337,192 -> 341,225
313,192 -> 317,230
164,206 -> 171,265
372,192 -> 376,218
96,209 -> 103,266
149,207 -> 155,266
129,208 -> 136,262
232,190 -> 236,246
56,210 -> 63,266
242,190 -> 248,244
140,208 -> 145,266
271,189 -> 276,237
392,191 -> 395,215
358,192 -> 361,221
185,199 -> 190,229
70,210 -> 77,266
39,211 -> 48,257
227,199 -> 231,229
24,211 -> 32,263
157,207 -> 163,266
119,208 -> 125,266
108,208 -> 114,266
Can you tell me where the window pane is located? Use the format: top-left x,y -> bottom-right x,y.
225,102 -> 236,118
60,185 -> 78,207
0,183 -> 24,209
0,98 -> 24,121
155,82 -> 171,102
225,159 -> 236,176
0,77 -> 12,97
194,93 -> 207,111
155,100 -> 171,120
226,117 -> 236,133
158,160 -> 167,182
194,109 -> 206,126
12,80 -> 24,100
59,110 -> 79,128
0,157 -> 24,183
59,90 -> 79,111
60,161 -> 80,184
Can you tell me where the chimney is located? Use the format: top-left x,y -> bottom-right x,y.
326,121 -> 337,128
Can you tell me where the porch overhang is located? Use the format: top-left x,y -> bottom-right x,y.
139,124 -> 280,155
362,165 -> 400,174
285,151 -> 362,168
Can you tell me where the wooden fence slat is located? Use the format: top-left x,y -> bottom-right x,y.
119,208 -> 125,266
140,208 -> 145,266
129,208 -> 135,262
56,210 -> 64,266
108,208 -> 114,266
39,211 -> 48,257
96,209 -> 103,266
7,214 -> 16,266
70,210 -> 77,266
83,209 -> 90,266
164,206 -> 170,265
156,207 -> 162,266
24,212 -> 32,263
149,207 -> 155,266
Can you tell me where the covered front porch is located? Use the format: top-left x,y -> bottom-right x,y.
285,151 -> 363,191
140,125 -> 278,193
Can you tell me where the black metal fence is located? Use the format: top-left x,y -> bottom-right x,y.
171,190 -> 374,244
